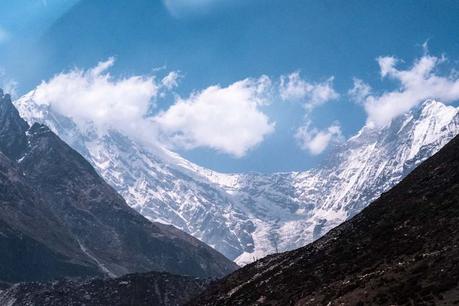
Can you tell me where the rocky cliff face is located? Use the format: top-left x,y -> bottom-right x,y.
191,133 -> 459,305
16,92 -> 459,264
0,91 -> 237,285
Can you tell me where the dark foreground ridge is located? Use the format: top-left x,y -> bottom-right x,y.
191,134 -> 459,305
0,271 -> 208,306
0,90 -> 238,285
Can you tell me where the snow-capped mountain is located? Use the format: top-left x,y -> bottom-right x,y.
15,94 -> 459,264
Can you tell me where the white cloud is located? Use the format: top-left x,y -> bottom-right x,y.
154,77 -> 275,157
0,68 -> 18,98
362,54 -> 459,127
280,72 -> 340,154
378,56 -> 398,78
161,71 -> 181,90
25,59 -> 276,158
31,58 -> 159,140
348,78 -> 371,104
279,72 -> 339,109
295,122 -> 343,155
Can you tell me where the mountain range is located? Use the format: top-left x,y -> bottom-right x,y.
15,93 -> 459,264
2,112 -> 458,305
0,89 -> 237,286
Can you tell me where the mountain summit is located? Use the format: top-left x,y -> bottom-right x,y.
15,94 -> 459,264
0,90 -> 29,160
0,91 -> 237,285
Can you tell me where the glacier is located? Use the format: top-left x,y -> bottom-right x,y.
15,94 -> 459,265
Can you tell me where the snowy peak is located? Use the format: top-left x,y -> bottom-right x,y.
348,100 -> 457,149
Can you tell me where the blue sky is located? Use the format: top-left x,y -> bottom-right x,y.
1,0 -> 459,173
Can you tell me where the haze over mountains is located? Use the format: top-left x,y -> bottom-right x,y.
0,90 -> 237,286
15,92 -> 459,264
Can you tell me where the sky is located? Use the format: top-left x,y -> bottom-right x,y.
0,0 -> 459,173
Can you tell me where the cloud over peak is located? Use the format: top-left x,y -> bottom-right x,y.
31,58 -> 159,139
27,59 -> 275,158
295,122 -> 343,155
154,76 -> 275,157
357,54 -> 459,127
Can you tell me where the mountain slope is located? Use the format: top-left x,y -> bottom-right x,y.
0,150 -> 101,284
0,271 -> 208,306
16,93 -> 459,264
191,133 -> 459,306
0,91 -> 104,284
0,91 -> 237,284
